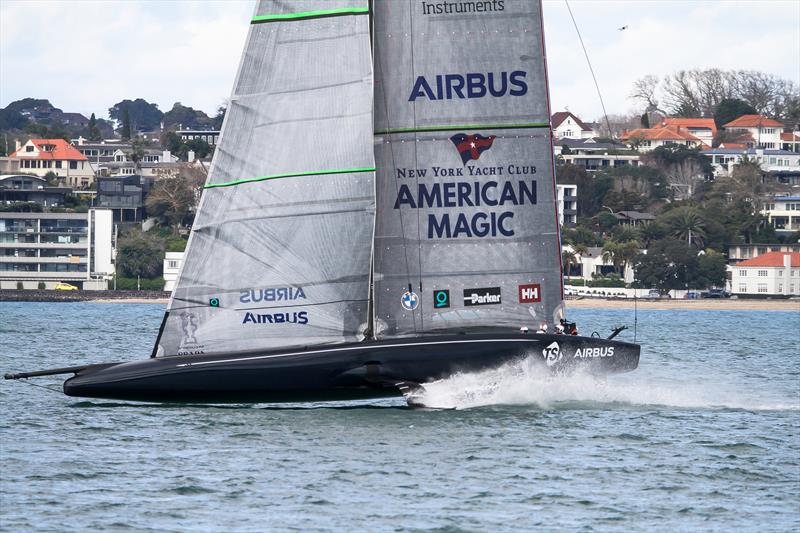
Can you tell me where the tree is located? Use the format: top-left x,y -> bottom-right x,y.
87,113 -> 101,141
643,145 -> 712,200
638,221 -> 667,248
145,174 -> 202,233
162,102 -> 213,130
212,104 -> 226,129
0,108 -> 29,130
602,241 -> 624,275
562,249 -> 577,277
662,206 -> 707,247
714,98 -> 757,129
116,229 -> 165,278
121,107 -> 132,140
108,98 -> 163,132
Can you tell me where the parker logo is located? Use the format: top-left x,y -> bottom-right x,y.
574,347 -> 615,359
518,283 -> 541,303
543,341 -> 562,367
463,287 -> 501,306
450,133 -> 496,165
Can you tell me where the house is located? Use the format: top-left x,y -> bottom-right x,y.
9,139 -> 94,188
163,251 -> 185,292
551,111 -> 595,140
0,209 -> 114,290
95,174 -> 155,223
781,131 -> 800,153
614,211 -> 655,226
722,114 -> 783,149
555,138 -> 641,171
621,126 -> 703,152
762,195 -> 800,233
729,251 -> 800,297
176,128 -> 221,146
701,148 -> 800,183
556,184 -> 577,227
562,244 -> 635,285
654,118 -> 717,148
728,243 -> 800,265
0,174 -> 72,208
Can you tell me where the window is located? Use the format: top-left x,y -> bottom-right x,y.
739,270 -> 747,277
763,128 -> 776,134
778,284 -> 783,292
69,161 -> 78,169
758,284 -> 768,293
739,284 -> 747,292
167,260 -> 179,269
758,270 -> 768,277
25,145 -> 34,152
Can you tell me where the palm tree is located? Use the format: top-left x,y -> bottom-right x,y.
668,207 -> 706,248
562,250 -> 577,278
602,241 -> 624,276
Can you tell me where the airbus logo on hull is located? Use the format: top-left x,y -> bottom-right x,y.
573,347 -> 615,358
409,71 -> 528,101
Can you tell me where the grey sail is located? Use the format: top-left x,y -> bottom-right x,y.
372,0 -> 564,339
156,0 -> 375,357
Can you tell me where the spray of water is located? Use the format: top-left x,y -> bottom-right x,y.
412,355 -> 799,411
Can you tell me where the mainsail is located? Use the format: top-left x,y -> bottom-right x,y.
372,0 -> 564,338
156,0 -> 375,357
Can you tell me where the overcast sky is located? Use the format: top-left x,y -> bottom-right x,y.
1,0 -> 798,123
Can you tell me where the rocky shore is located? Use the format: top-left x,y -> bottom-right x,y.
0,289 -> 170,303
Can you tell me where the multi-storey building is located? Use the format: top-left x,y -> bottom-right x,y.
621,126 -> 703,152
654,118 -> 717,148
555,184 -> 577,226
9,139 -> 94,188
728,243 -> 800,265
762,195 -> 800,233
163,251 -> 185,292
551,111 -> 595,140
730,251 -> 800,297
0,209 -> 114,289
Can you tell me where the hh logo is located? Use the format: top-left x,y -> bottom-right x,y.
518,284 -> 541,303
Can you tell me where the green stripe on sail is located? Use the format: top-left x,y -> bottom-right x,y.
375,123 -> 550,135
204,167 -> 375,189
251,7 -> 369,24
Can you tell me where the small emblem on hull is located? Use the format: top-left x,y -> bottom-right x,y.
543,341 -> 562,366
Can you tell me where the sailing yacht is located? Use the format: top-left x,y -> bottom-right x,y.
6,0 -> 639,405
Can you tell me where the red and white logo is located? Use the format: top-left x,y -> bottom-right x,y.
518,284 -> 541,303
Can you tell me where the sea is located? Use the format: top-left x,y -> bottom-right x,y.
1,301 -> 798,532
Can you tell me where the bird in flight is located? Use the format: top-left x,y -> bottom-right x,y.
618,25 -> 628,31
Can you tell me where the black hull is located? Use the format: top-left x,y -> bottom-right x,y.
59,334 -> 640,403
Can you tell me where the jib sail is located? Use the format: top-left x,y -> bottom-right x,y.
155,0 -> 375,357
371,0 -> 564,338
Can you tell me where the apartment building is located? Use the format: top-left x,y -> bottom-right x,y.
556,184 -> 577,227
0,209 -> 114,289
730,251 -> 800,297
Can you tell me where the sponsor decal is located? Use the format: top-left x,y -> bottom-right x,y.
209,297 -> 220,307
573,346 -> 615,359
401,290 -> 419,311
242,311 -> 308,325
433,289 -> 450,309
421,0 -> 505,16
543,341 -> 562,367
178,311 -> 205,355
450,133 -> 496,165
409,71 -> 527,102
239,286 -> 306,304
518,284 -> 541,304
463,287 -> 501,306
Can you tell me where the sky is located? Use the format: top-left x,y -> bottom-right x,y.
1,0 -> 798,123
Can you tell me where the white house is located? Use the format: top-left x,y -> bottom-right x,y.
621,126 -> 702,152
655,118 -> 716,148
730,251 -> 800,297
562,245 -> 635,285
163,251 -> 184,292
762,195 -> 800,234
551,111 -> 595,140
701,148 -> 800,179
723,114 -> 783,149
9,139 -> 95,188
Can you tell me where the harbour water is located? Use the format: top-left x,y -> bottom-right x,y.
1,302 -> 798,531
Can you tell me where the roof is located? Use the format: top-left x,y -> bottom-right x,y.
552,111 -> 592,132
657,118 -> 718,136
718,142 -> 748,149
737,251 -> 800,268
622,126 -> 701,142
615,211 -> 655,221
780,132 -> 800,142
10,139 -> 88,161
701,148 -> 799,155
557,138 -> 629,152
723,114 -> 784,128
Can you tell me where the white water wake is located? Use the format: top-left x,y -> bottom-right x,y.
412,356 -> 799,411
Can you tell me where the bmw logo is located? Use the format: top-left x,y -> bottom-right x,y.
401,291 -> 419,311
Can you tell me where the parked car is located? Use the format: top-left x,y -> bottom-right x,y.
684,291 -> 701,299
54,282 -> 78,291
703,288 -> 730,299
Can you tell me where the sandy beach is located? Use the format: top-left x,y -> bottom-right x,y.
567,297 -> 800,312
